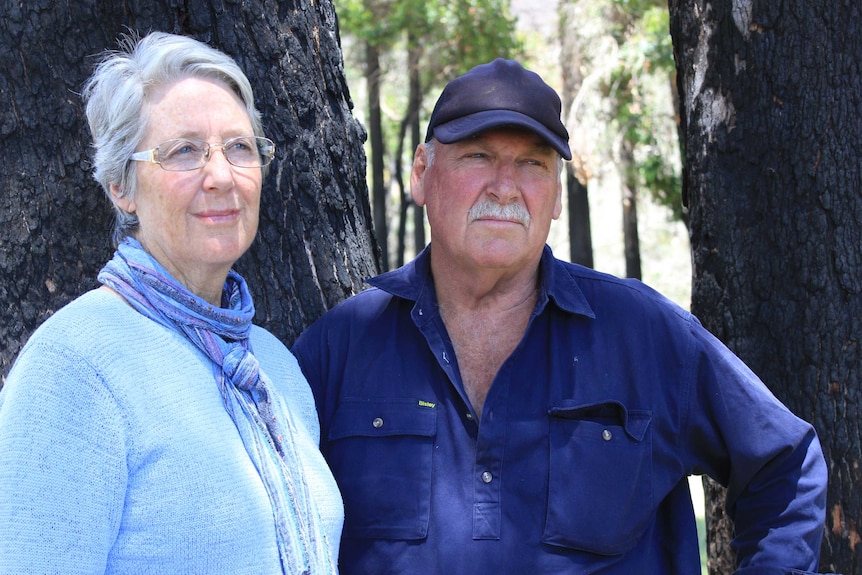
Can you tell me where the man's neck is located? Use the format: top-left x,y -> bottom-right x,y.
431,255 -> 541,314
431,256 -> 541,419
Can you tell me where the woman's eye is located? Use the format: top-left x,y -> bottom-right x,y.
165,141 -> 202,158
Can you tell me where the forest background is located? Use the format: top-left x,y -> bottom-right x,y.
1,0 -> 859,573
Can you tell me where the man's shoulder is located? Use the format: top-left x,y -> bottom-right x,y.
329,284 -> 397,316
297,286 -> 401,346
548,256 -> 692,324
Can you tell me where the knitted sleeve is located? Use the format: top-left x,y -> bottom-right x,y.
0,338 -> 128,574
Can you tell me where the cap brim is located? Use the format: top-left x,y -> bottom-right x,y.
431,110 -> 572,160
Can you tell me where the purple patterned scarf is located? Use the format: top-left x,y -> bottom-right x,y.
98,237 -> 335,575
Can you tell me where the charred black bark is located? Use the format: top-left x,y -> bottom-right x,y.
669,0 -> 862,572
0,0 -> 377,381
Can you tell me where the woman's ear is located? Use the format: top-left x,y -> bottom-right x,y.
110,183 -> 135,214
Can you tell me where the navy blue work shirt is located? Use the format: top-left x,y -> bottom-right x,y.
293,245 -> 827,575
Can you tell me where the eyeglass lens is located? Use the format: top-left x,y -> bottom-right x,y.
157,137 -> 273,171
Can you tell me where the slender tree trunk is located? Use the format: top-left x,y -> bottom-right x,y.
409,44 -> 426,256
670,0 -> 862,573
559,0 -> 594,267
366,41 -> 388,271
620,138 -> 642,280
567,168 -> 594,267
0,0 -> 378,382
394,39 -> 424,268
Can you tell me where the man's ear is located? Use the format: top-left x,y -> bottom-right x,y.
410,144 -> 429,207
552,180 -> 563,220
110,183 -> 135,214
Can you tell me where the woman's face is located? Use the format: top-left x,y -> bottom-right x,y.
113,77 -> 261,303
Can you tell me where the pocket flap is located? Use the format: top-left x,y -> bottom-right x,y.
329,397 -> 438,440
548,400 -> 651,442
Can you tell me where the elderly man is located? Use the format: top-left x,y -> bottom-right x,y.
293,59 -> 827,574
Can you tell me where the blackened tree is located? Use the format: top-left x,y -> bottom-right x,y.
0,0 -> 379,383
670,0 -> 862,572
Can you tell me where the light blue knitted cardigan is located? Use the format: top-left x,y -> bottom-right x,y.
0,289 -> 343,574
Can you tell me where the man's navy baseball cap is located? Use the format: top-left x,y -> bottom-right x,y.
424,59 -> 572,161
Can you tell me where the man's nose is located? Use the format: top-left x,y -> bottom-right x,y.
487,163 -> 519,203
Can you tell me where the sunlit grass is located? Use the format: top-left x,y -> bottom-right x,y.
690,475 -> 708,574
697,513 -> 707,574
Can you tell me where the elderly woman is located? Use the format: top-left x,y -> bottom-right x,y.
0,32 -> 341,574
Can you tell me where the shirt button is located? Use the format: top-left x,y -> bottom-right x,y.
481,471 -> 493,484
466,413 -> 474,421
372,417 -> 384,428
602,429 -> 613,441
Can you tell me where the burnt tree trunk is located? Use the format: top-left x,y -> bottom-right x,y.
0,0 -> 378,383
567,169 -> 594,268
559,0 -> 594,268
620,137 -> 642,280
365,40 -> 388,271
409,43 -> 426,257
670,0 -> 862,573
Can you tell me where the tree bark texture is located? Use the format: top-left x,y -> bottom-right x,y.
0,0 -> 378,383
669,0 -> 862,573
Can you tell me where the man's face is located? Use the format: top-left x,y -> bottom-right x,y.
411,127 -> 563,275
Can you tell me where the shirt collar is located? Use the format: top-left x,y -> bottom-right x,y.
367,245 -> 595,320
538,245 -> 596,319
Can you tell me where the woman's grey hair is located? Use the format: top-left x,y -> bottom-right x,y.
82,31 -> 265,246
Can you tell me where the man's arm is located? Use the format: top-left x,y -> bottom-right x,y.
686,322 -> 827,574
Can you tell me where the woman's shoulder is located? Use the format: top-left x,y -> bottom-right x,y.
248,324 -> 289,354
249,325 -> 303,386
249,326 -> 319,433
11,288 -> 187,378
22,289 -> 142,346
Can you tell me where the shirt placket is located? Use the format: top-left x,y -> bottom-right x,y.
471,410 -> 506,539
471,369 -> 509,540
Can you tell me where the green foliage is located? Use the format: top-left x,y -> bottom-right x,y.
603,0 -> 684,221
434,0 -> 522,72
338,0 -> 521,77
338,0 -> 523,166
336,0 -> 523,265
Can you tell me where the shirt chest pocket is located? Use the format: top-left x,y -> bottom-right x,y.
328,398 -> 437,540
543,400 -> 653,556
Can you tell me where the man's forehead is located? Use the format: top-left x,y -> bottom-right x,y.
454,127 -> 557,151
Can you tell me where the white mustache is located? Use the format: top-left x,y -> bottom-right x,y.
468,199 -> 530,226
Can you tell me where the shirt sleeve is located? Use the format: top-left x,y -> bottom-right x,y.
684,320 -> 827,574
0,339 -> 127,574
292,320 -> 331,428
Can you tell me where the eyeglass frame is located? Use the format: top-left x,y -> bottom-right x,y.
129,136 -> 276,172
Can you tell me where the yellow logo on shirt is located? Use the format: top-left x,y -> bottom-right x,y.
418,400 -> 436,409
